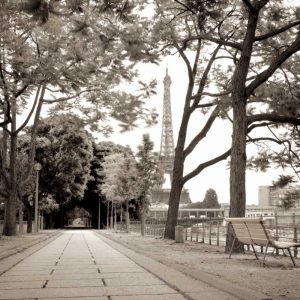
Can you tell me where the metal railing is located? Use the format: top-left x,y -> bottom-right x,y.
116,214 -> 300,258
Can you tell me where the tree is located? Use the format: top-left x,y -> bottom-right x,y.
101,151 -> 138,232
0,0 -> 158,235
272,175 -> 296,189
34,115 -> 93,227
84,141 -> 135,229
136,134 -> 164,236
151,0 -> 233,239
202,188 -> 220,208
226,1 -> 300,252
151,1 -> 300,242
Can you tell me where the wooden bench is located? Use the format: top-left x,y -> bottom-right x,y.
227,217 -> 300,266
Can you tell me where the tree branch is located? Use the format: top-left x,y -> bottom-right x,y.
191,45 -> 222,110
191,90 -> 231,99
15,86 -> 41,135
182,35 -> 242,51
184,105 -> 220,158
247,121 -> 275,133
246,32 -> 300,98
20,86 -> 46,188
43,88 -> 99,103
242,0 -> 256,13
255,20 -> 300,41
247,114 -> 300,126
182,149 -> 231,184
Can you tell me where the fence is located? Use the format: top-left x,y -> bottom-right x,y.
116,214 -> 300,258
0,220 -> 29,235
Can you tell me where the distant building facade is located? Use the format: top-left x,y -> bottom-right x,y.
258,185 -> 300,208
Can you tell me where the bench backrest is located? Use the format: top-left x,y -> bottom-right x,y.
227,218 -> 270,247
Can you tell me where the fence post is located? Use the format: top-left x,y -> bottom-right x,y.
293,213 -> 298,258
202,221 -> 205,243
275,211 -> 279,255
196,223 -> 199,243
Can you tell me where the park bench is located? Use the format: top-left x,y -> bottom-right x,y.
226,217 -> 300,266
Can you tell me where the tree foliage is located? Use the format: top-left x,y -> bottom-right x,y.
202,188 -> 220,208
272,175 -> 296,189
0,0 -> 159,235
136,134 -> 164,212
152,0 -> 300,240
34,115 -> 93,206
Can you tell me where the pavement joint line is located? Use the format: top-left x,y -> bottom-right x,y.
0,231 -> 63,276
93,231 -> 191,300
101,278 -> 107,286
0,231 -> 62,262
42,280 -> 48,288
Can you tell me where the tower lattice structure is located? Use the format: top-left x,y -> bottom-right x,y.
159,68 -> 175,176
151,68 -> 191,205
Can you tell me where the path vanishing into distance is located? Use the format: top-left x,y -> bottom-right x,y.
0,230 -> 239,300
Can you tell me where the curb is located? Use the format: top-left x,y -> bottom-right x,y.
0,230 -> 62,276
0,231 -> 61,261
96,230 -> 268,300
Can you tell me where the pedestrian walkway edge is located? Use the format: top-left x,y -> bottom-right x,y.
94,231 -> 266,300
0,230 -> 62,276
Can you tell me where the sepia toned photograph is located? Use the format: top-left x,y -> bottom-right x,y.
1,1 -> 300,299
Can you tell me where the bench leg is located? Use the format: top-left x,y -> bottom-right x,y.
251,245 -> 259,260
262,244 -> 269,266
229,237 -> 236,259
287,248 -> 296,267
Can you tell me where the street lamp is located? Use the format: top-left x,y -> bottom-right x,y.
34,163 -> 42,233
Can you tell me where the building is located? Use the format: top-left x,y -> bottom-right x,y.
258,185 -> 300,208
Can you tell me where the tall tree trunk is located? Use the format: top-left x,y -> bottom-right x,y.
106,201 -> 109,229
125,200 -> 130,233
110,201 -> 113,229
164,131 -> 186,239
120,205 -> 123,223
3,133 -> 17,236
226,9 -> 259,252
3,93 -> 17,236
27,206 -> 33,233
164,76 -> 192,239
114,203 -> 117,231
18,204 -> 23,234
49,213 -> 53,229
140,209 -> 145,237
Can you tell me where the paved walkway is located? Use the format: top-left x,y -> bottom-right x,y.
0,230 -> 238,300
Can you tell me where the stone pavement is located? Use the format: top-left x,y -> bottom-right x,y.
0,230 -> 240,300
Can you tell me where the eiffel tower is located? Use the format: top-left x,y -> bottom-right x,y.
151,68 -> 191,205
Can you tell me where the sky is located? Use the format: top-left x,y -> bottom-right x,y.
98,55 -> 295,205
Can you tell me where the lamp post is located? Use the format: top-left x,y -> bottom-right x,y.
34,163 -> 42,233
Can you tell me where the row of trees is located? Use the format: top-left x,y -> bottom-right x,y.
101,134 -> 163,234
1,114 -> 162,233
0,0 -> 159,235
1,1 -> 300,252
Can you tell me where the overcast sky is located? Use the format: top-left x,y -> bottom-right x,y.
98,54 -> 296,205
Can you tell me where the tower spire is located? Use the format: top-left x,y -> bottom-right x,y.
159,67 -> 174,176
